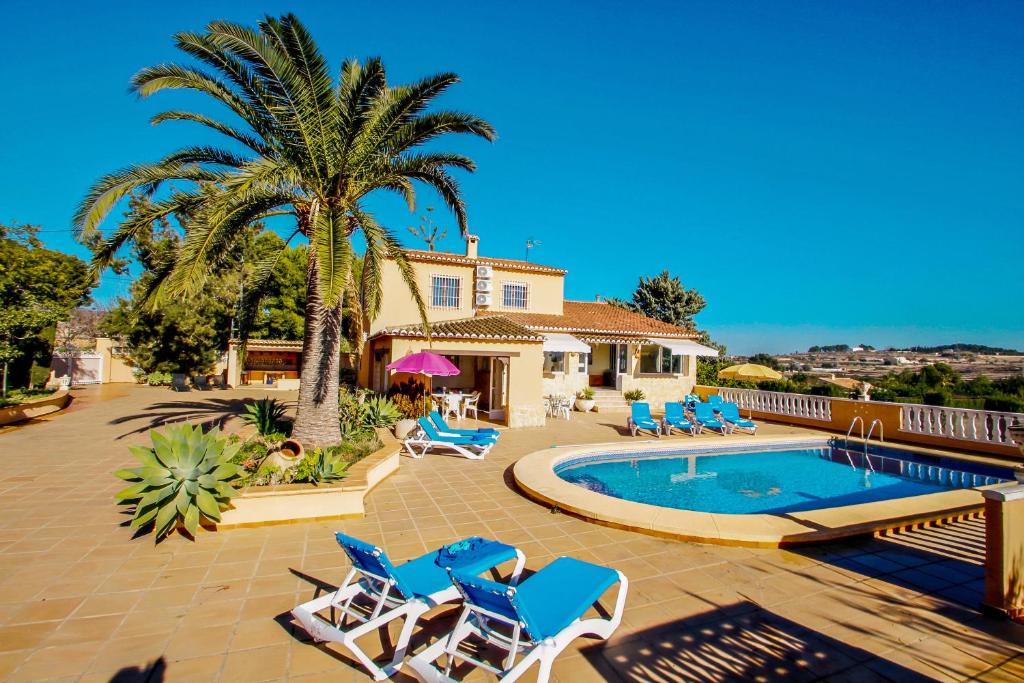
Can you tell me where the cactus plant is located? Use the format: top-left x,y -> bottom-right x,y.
114,423 -> 243,540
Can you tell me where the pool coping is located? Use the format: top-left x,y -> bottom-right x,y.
513,434 -> 1015,547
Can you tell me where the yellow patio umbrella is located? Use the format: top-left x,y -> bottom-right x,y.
717,363 -> 783,382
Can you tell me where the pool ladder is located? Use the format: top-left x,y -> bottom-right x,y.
844,417 -> 884,471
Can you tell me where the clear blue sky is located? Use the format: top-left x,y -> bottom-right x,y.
2,0 -> 1021,354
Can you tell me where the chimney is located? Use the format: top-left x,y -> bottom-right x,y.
465,234 -> 479,259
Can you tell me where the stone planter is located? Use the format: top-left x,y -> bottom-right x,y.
575,398 -> 596,413
395,418 -> 418,440
218,428 -> 402,527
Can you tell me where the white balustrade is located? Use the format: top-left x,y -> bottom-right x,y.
899,403 -> 1021,448
705,386 -> 1023,451
715,387 -> 832,422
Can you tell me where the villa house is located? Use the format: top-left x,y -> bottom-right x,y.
360,236 -> 718,427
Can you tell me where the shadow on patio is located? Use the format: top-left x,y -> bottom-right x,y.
108,397 -> 289,438
580,600 -> 932,681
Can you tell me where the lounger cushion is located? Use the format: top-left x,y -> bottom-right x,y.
514,557 -> 619,640
392,540 -> 518,599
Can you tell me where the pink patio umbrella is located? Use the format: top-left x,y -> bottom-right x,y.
385,351 -> 460,415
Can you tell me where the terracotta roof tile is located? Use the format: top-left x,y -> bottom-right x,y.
402,249 -> 566,275
374,316 -> 543,342
483,301 -> 699,339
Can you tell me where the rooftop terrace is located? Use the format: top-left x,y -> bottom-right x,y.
0,385 -> 1021,681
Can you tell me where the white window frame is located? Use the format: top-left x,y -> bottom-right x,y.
577,351 -> 589,374
430,274 -> 461,309
501,281 -> 529,310
639,345 -> 682,375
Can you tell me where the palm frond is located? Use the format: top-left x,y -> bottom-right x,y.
150,111 -> 274,155
74,161 -> 222,237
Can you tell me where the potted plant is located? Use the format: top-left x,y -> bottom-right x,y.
575,387 -> 596,412
624,388 -> 645,405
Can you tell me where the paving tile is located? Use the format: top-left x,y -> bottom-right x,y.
0,387 -> 1020,682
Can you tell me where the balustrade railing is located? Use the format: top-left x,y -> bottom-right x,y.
715,387 -> 832,422
900,404 -> 1020,449
703,385 -> 1023,452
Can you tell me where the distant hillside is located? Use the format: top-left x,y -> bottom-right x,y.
905,343 -> 1022,355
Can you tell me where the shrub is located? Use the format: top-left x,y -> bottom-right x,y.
293,447 -> 350,486
362,395 -> 401,428
984,394 -> 1024,413
577,387 -> 595,400
146,371 -> 172,386
113,423 -> 242,540
922,390 -> 950,406
624,388 -> 645,402
241,398 -> 290,436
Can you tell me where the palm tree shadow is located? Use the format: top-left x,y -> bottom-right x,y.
108,656 -> 166,682
109,397 -> 292,439
579,601 -> 935,681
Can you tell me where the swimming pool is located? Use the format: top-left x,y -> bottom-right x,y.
555,441 -> 1011,515
513,436 -> 1014,546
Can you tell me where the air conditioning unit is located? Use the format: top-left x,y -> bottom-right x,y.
475,265 -> 493,279
475,293 -> 492,307
475,279 -> 493,293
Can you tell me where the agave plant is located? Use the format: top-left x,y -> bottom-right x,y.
362,395 -> 401,428
299,448 -> 350,486
114,423 -> 243,540
241,397 -> 289,436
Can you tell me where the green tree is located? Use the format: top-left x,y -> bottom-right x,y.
76,14 -> 494,446
0,223 -> 92,394
609,270 -> 706,328
748,353 -> 780,370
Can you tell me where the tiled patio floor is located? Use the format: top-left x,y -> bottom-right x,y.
0,385 -> 1021,682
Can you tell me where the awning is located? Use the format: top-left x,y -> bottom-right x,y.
542,333 -> 591,353
649,337 -> 720,357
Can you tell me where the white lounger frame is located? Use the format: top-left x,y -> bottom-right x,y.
407,571 -> 628,683
292,550 -> 526,681
403,430 -> 493,460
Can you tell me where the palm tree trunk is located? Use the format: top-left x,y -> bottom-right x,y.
291,251 -> 344,447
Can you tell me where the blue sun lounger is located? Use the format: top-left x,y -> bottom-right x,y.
693,402 -> 727,435
626,402 -> 661,437
292,532 -> 525,681
707,394 -> 723,405
404,417 -> 497,459
719,402 -> 758,434
408,556 -> 628,683
662,402 -> 697,436
429,410 -> 500,439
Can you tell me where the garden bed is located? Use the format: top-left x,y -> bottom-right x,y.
0,389 -> 69,426
215,427 -> 402,528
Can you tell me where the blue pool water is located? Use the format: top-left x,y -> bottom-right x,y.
555,442 -> 1011,515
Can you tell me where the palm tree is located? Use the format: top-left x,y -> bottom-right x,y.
75,14 -> 494,446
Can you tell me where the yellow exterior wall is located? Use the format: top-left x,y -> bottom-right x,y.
370,259 -> 564,334
490,273 -> 564,315
381,337 -> 546,428
618,343 -> 698,410
95,338 -> 138,383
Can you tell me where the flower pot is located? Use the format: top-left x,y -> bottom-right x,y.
575,398 -> 596,412
270,439 -> 304,471
395,418 -> 418,440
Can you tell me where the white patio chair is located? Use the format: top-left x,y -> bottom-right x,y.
462,391 -> 481,420
444,393 -> 462,422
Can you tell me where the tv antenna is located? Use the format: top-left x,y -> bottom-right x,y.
525,238 -> 542,262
